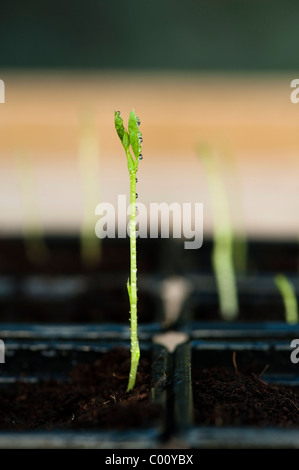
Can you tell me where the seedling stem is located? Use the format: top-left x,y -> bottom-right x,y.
115,110 -> 142,391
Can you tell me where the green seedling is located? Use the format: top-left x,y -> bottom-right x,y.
78,110 -> 102,267
222,146 -> 247,275
274,274 -> 298,324
115,109 -> 142,391
197,145 -> 239,321
15,150 -> 49,265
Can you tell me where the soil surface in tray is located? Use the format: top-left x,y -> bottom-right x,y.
192,366 -> 299,427
0,348 -> 162,430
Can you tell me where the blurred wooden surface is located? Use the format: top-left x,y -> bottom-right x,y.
0,70 -> 299,238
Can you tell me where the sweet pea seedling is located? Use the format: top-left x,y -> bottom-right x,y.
222,147 -> 247,275
15,150 -> 49,265
78,111 -> 102,267
274,274 -> 298,324
197,145 -> 239,321
115,109 -> 142,391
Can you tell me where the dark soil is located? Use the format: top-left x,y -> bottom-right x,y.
192,366 -> 299,427
0,347 -> 162,430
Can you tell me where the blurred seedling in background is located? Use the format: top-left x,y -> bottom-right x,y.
274,274 -> 298,324
78,110 -> 102,267
220,144 -> 247,275
15,150 -> 50,265
197,145 -> 239,321
115,109 -> 143,391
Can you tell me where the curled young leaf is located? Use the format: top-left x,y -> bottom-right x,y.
127,278 -> 131,300
122,130 -> 130,149
128,110 -> 142,162
122,131 -> 134,172
126,150 -> 135,173
115,111 -> 125,142
115,110 -> 142,174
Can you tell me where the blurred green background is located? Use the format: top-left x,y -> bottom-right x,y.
1,0 -> 298,70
